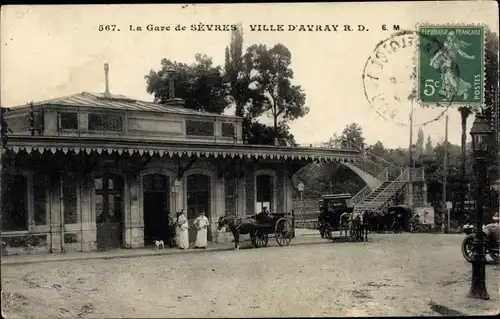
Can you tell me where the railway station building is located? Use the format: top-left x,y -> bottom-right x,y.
0,65 -> 360,254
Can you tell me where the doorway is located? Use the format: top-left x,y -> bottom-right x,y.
143,174 -> 170,245
186,174 -> 211,243
95,174 -> 124,251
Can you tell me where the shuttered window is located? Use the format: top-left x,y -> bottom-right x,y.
185,120 -> 214,136
221,123 -> 235,137
88,113 -> 123,132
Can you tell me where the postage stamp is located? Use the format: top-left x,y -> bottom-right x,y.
417,25 -> 485,106
362,30 -> 449,127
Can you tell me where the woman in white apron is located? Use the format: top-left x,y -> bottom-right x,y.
177,210 -> 189,250
194,212 -> 209,249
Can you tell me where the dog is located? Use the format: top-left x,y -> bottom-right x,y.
153,239 -> 165,250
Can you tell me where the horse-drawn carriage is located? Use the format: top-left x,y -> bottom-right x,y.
217,210 -> 294,249
386,205 -> 412,232
317,193 -> 357,240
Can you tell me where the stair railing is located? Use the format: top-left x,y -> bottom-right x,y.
351,157 -> 388,178
370,168 -> 410,209
361,168 -> 410,211
348,142 -> 404,180
352,168 -> 388,204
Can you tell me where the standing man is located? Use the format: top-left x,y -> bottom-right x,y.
194,212 -> 209,249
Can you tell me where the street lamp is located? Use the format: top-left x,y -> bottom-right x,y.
468,114 -> 493,300
328,182 -> 333,194
297,182 -> 305,203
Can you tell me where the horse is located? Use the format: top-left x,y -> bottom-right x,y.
339,212 -> 350,238
373,211 -> 386,233
349,213 -> 363,241
359,211 -> 371,242
217,215 -> 256,250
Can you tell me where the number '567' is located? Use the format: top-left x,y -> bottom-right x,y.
99,25 -> 118,31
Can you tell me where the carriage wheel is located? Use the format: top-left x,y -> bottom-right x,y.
275,218 -> 293,246
251,230 -> 269,248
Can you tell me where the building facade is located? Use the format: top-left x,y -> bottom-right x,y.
1,87 -> 360,255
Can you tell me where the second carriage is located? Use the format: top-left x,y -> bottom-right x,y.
317,193 -> 355,240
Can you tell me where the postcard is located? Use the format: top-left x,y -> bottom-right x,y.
1,2 -> 499,318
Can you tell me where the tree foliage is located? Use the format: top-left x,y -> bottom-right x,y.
338,123 -> 365,149
145,54 -> 228,114
241,43 -> 309,141
224,24 -> 251,118
368,141 -> 386,157
243,119 -> 297,146
416,127 -> 424,155
425,136 -> 433,154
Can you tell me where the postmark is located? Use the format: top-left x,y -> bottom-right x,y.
362,30 -> 450,127
417,25 -> 485,106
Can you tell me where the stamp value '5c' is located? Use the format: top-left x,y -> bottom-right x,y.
418,25 -> 485,106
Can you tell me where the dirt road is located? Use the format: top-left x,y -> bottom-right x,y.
2,233 -> 499,318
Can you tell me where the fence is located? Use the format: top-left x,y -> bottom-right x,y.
293,199 -> 320,229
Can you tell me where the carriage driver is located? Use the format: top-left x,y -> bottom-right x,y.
254,206 -> 271,223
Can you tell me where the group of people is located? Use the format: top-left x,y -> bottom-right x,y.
169,209 -> 210,250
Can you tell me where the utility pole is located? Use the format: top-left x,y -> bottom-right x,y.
408,98 -> 414,207
442,112 -> 449,232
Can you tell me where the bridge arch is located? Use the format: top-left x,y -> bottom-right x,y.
340,162 -> 383,191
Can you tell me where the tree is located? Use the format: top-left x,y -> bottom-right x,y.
338,123 -> 365,149
243,120 -> 297,146
242,43 -> 309,142
425,136 -> 433,154
224,24 -> 249,118
483,28 -> 499,185
145,53 -> 229,114
368,141 -> 386,157
416,127 -> 424,155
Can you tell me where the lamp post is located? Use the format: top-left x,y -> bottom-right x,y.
467,114 -> 492,300
296,182 -> 305,239
328,182 -> 333,194
491,180 -> 500,216
409,144 -> 418,207
297,182 -> 305,203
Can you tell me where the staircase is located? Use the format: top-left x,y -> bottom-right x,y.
354,169 -> 410,213
347,143 -> 411,213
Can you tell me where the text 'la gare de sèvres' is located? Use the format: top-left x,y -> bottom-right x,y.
124,23 -> 402,32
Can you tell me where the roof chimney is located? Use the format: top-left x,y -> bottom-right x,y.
166,68 -> 176,99
164,69 -> 185,108
104,63 -> 111,97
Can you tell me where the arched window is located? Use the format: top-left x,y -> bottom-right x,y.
186,174 -> 211,220
63,173 -> 78,224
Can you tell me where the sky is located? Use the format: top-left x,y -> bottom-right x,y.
1,2 -> 498,149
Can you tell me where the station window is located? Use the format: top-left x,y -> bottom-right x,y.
59,112 -> 78,130
1,174 -> 29,231
33,172 -> 47,225
255,174 -> 273,213
63,174 -> 78,224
